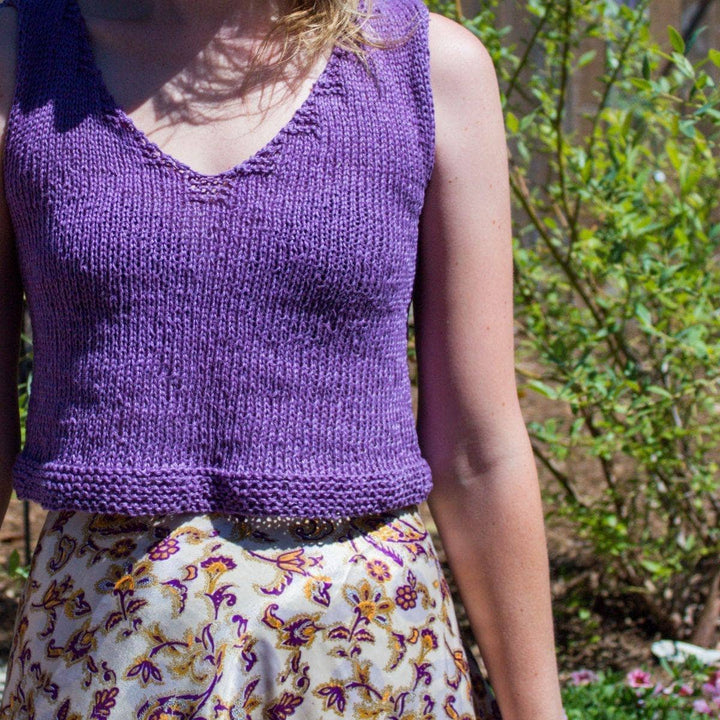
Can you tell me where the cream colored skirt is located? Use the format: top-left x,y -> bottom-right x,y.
0,503 -> 500,719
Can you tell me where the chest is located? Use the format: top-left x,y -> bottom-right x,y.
82,14 -> 334,178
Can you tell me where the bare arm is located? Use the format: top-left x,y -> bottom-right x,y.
0,5 -> 23,531
416,13 -> 564,720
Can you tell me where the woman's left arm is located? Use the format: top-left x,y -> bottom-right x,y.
415,13 -> 565,720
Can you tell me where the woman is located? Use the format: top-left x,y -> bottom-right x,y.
0,0 -> 565,718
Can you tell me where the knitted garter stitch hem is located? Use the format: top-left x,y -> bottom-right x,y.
12,455 -> 434,520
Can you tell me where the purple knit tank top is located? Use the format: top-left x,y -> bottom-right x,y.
3,0 -> 436,519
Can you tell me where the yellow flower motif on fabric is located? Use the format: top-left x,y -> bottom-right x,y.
395,583 -> 418,610
200,555 -> 237,575
313,678 -> 348,716
97,560 -> 153,596
248,546 -> 323,595
261,603 -> 324,649
443,694 -> 475,720
266,691 -> 303,719
115,574 -> 135,592
366,559 -> 391,582
420,627 -> 439,653
165,627 -> 216,684
109,538 -> 137,559
278,614 -> 323,648
127,653 -> 163,685
46,618 -> 97,664
344,579 -> 394,626
275,547 -> 318,574
302,574 -> 333,606
39,576 -> 73,613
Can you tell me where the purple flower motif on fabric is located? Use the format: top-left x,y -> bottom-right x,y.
200,555 -> 237,573
395,584 -> 418,610
280,616 -> 323,648
266,691 -> 304,719
127,657 -> 163,684
314,681 -> 347,714
90,686 -> 119,719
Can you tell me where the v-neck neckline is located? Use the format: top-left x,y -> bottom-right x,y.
70,0 -> 344,183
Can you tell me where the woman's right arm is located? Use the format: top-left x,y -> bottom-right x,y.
0,5 -> 22,532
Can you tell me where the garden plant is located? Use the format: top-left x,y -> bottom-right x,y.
422,0 -> 720,649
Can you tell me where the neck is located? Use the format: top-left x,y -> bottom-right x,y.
80,0 -> 286,32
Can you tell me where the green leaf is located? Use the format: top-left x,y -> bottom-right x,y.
672,52 -> 695,78
577,50 -> 597,68
570,418 -> 585,437
665,139 -> 681,171
647,385 -> 673,399
639,558 -> 666,576
709,48 -> 720,67
668,26 -> 685,54
642,53 -> 651,80
679,119 -> 696,138
635,303 -> 652,327
628,77 -> 651,92
525,380 -> 558,399
505,111 -> 519,134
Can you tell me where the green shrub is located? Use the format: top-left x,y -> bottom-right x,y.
426,0 -> 720,637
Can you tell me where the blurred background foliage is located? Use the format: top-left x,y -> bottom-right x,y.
419,0 -> 720,645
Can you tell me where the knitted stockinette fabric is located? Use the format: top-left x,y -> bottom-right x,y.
3,0 -> 436,519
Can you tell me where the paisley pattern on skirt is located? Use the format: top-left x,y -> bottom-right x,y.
0,503 -> 501,720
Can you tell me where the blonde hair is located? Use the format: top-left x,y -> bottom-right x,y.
275,0 -> 382,61
251,0 -> 415,80
236,0 -> 415,102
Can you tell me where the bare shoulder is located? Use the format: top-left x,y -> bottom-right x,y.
427,12 -> 498,104
0,5 -> 17,123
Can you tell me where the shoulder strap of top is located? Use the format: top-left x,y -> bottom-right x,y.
5,0 -> 93,131
2,0 -> 67,108
367,0 -> 436,187
407,0 -> 436,187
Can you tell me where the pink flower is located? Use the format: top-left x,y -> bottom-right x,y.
570,669 -> 599,686
651,681 -> 664,696
693,698 -> 713,715
626,669 -> 654,689
678,683 -> 693,696
703,669 -> 720,703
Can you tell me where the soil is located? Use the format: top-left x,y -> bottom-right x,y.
0,363 -> 668,685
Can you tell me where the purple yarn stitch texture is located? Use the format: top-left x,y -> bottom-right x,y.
4,0 -> 437,519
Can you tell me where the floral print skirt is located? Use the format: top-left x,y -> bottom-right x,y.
0,503 -> 501,720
